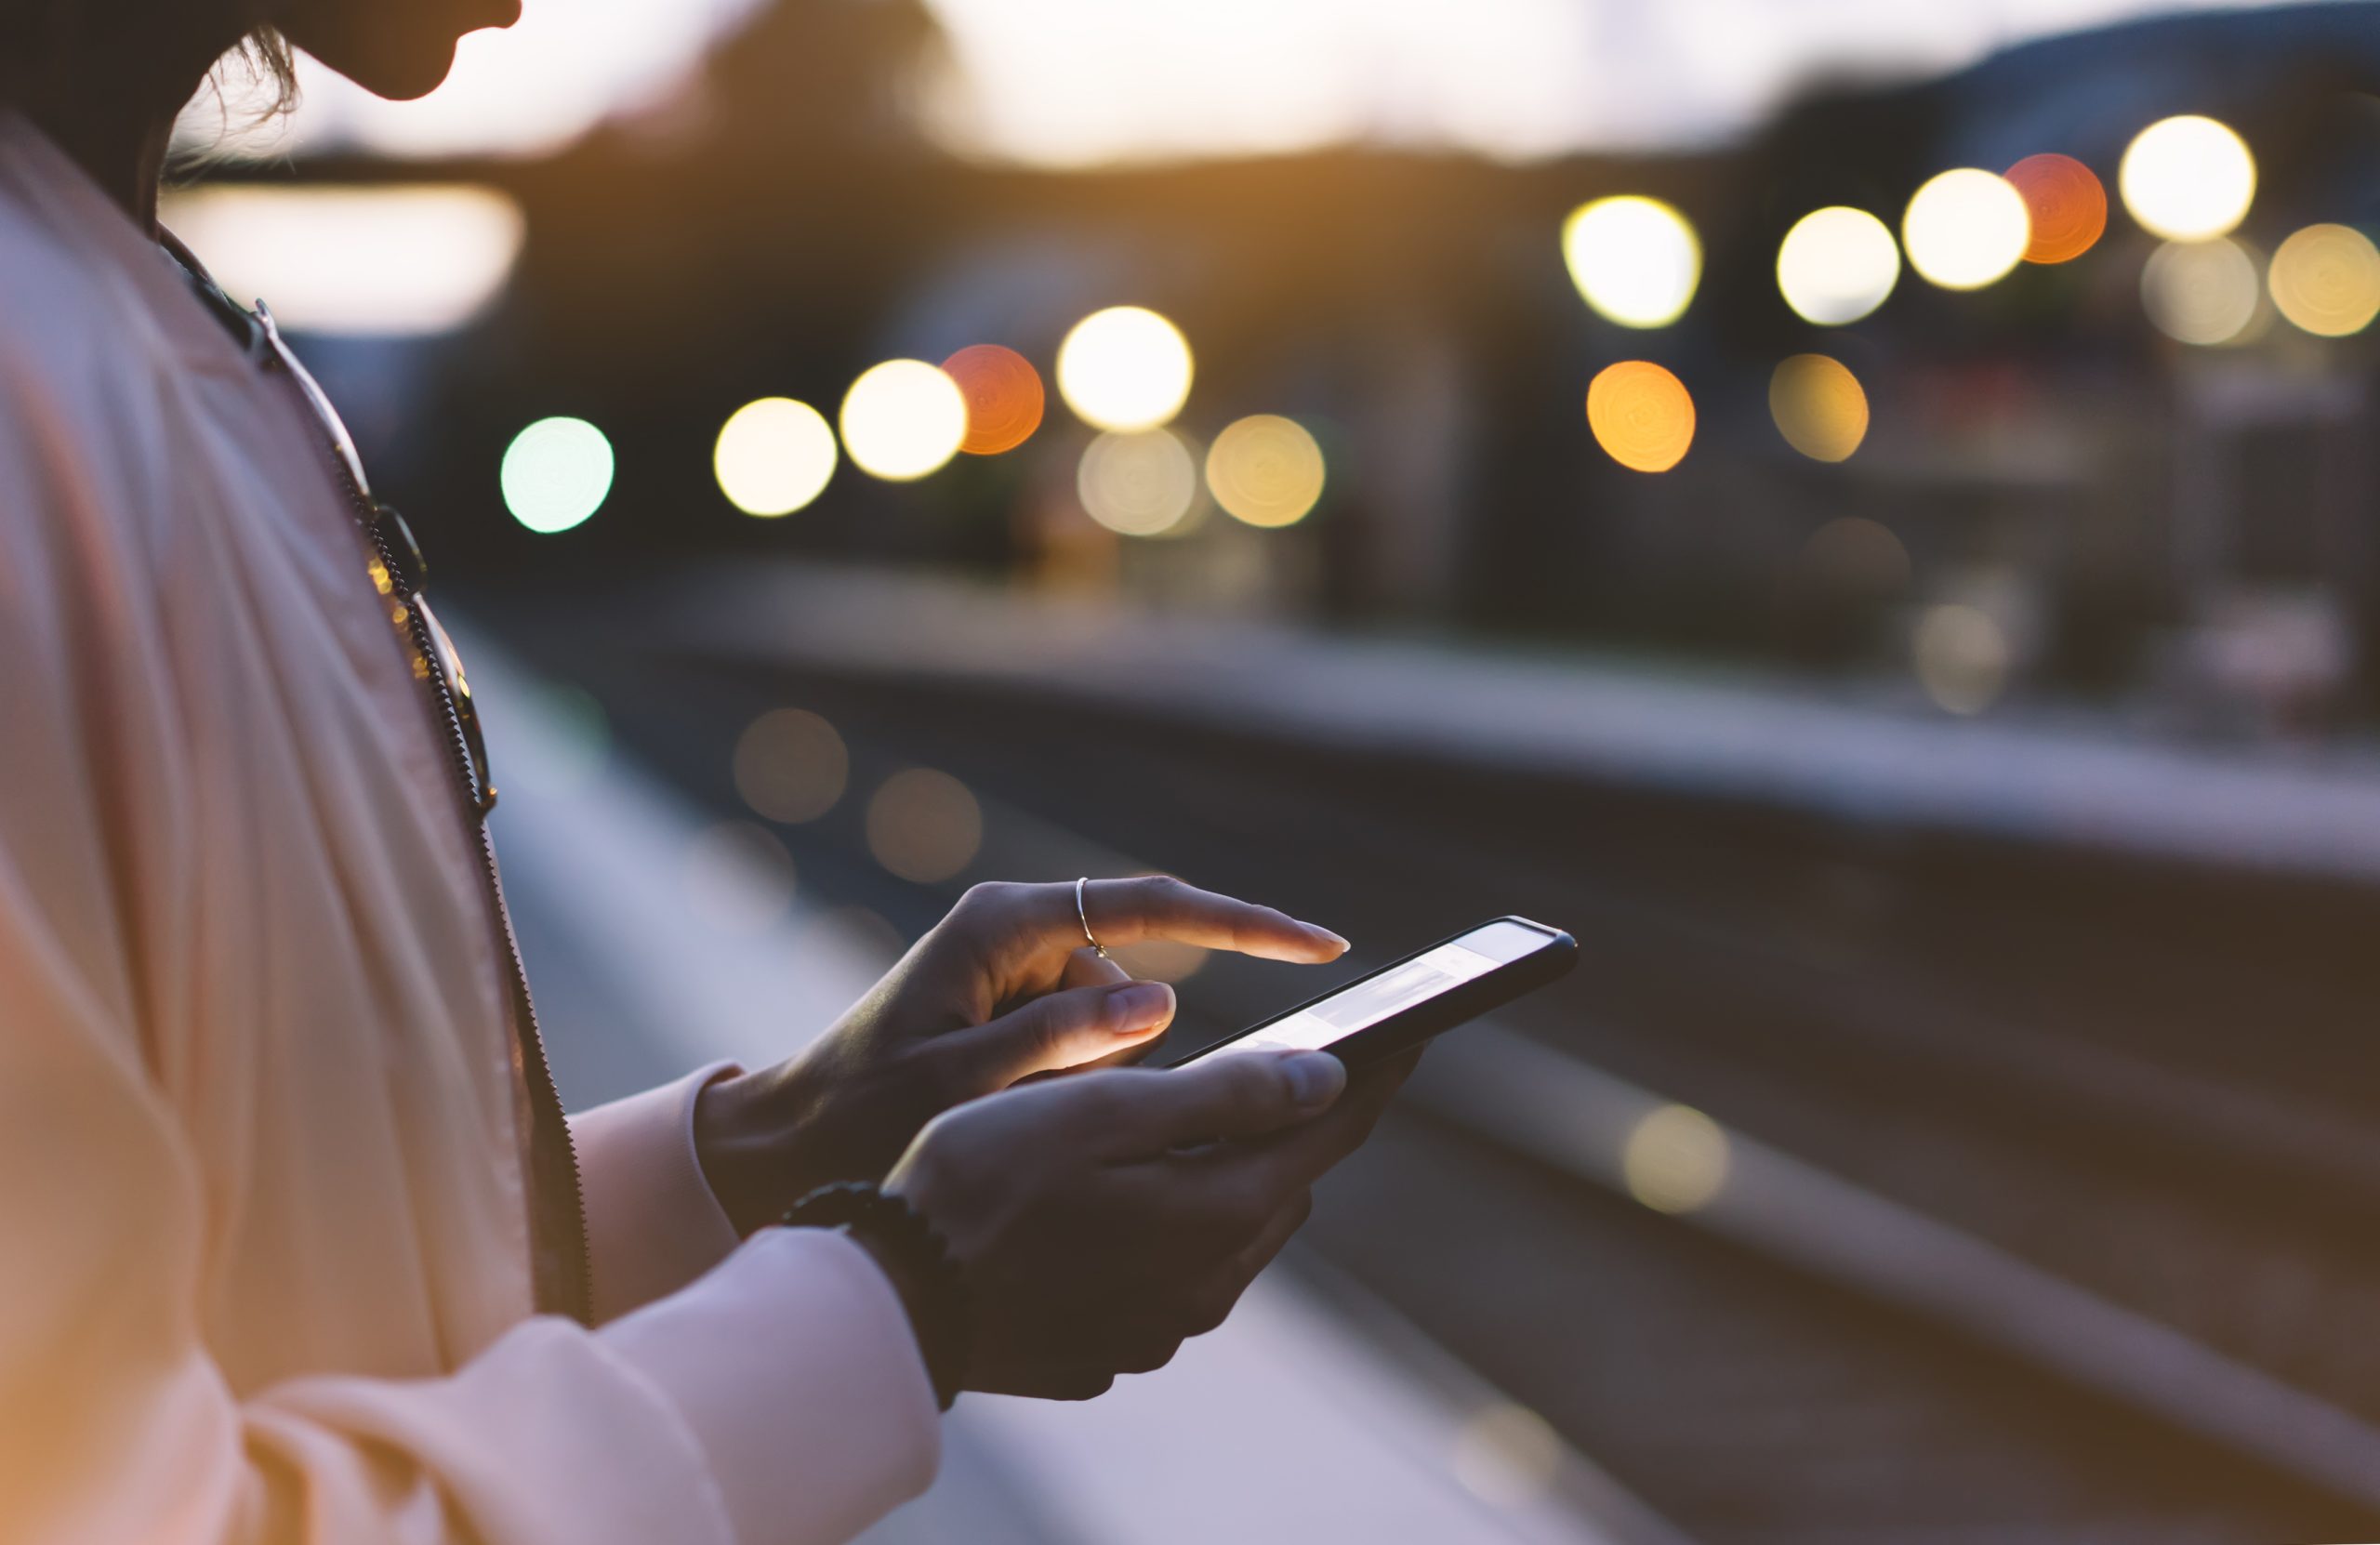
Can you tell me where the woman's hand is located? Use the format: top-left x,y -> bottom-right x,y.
883,1044 -> 1417,1399
696,877 -> 1348,1234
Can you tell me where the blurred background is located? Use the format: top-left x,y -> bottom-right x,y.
172,1 -> 2380,1539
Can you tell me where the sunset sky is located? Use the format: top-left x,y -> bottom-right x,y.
210,0 -> 2339,164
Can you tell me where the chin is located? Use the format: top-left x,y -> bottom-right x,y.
309,2 -> 519,102
375,58 -> 462,103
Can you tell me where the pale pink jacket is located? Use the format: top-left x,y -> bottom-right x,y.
0,113 -> 937,1545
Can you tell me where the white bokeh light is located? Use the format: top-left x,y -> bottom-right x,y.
715,398 -> 839,516
840,362 -> 969,482
1056,308 -> 1195,432
1901,169 -> 2030,291
1562,196 -> 1702,328
2120,115 -> 2257,243
1778,207 -> 1901,325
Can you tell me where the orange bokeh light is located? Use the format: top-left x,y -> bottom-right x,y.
940,343 -> 1046,456
2003,153 -> 2106,265
1586,361 -> 1695,474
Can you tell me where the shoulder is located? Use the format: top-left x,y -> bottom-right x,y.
0,159 -> 188,586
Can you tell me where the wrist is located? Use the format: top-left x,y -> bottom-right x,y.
694,1064 -> 813,1237
782,1182 -> 969,1409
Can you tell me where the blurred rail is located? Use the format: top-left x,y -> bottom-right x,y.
483,566 -> 2380,1541
1417,1022 -> 2380,1512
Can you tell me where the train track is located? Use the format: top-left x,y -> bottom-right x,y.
492,603 -> 2380,1541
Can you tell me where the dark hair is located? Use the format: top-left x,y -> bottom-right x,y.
0,2 -> 298,112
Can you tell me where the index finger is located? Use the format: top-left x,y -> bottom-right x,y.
1076,875 -> 1348,963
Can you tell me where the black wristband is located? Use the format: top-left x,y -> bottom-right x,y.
781,1182 -> 969,1410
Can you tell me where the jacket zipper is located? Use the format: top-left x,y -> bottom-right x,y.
269,329 -> 595,1327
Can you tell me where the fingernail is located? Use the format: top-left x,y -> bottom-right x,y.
1280,1051 -> 1346,1108
1107,982 -> 1174,1032
1306,924 -> 1350,953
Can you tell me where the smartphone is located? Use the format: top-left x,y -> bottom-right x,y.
1160,916 -> 1576,1071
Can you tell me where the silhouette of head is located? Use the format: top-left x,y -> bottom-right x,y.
274,0 -> 522,100
0,0 -> 519,109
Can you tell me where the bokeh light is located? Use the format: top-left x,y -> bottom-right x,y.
1078,429 -> 1202,536
1800,518 -> 1911,596
1901,168 -> 2030,291
1913,603 -> 2010,715
2268,224 -> 2380,337
1206,415 -> 1327,528
681,822 -> 796,936
733,707 -> 849,825
941,343 -> 1047,455
1056,306 -> 1195,431
2003,152 -> 2106,264
1450,1405 -> 1564,1508
839,360 -> 969,482
714,398 -> 838,517
2142,238 -> 2262,347
1768,354 -> 1870,463
1777,207 -> 1901,325
2120,115 -> 2255,242
866,769 -> 984,884
500,416 -> 614,534
1586,361 -> 1695,474
1561,195 -> 1702,329
1622,1103 -> 1729,1214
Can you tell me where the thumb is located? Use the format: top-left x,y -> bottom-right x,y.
1091,1050 -> 1348,1157
940,980 -> 1177,1090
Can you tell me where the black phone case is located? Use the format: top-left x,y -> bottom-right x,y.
1160,915 -> 1578,1071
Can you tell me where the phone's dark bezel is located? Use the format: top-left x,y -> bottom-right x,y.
1157,915 -> 1577,1072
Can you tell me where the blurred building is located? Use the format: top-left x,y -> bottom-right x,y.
213,0 -> 2380,728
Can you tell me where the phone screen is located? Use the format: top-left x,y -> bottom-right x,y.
1200,919 -> 1557,1060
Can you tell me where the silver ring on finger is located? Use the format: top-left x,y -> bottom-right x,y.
1075,876 -> 1110,958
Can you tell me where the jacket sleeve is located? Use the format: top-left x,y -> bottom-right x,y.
570,1063 -> 751,1324
0,329 -> 936,1545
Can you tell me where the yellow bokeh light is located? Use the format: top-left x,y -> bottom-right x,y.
1078,429 -> 1201,536
2142,237 -> 2262,347
1777,206 -> 1901,326
866,769 -> 983,884
714,398 -> 837,517
2268,223 -> 2380,337
1206,414 -> 1327,528
1622,1104 -> 1729,1214
1586,361 -> 1695,474
1768,354 -> 1870,463
500,416 -> 613,534
1056,306 -> 1194,431
839,360 -> 968,482
1901,168 -> 2031,291
1913,603 -> 2010,715
733,707 -> 849,824
2120,115 -> 2255,242
1561,195 -> 1702,329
